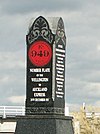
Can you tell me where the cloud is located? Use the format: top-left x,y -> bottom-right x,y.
97,45 -> 100,51
0,51 -> 25,70
0,50 -> 26,106
0,0 -> 86,15
7,95 -> 25,104
66,77 -> 100,105
65,102 -> 81,112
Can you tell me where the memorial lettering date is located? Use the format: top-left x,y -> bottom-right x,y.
28,41 -> 52,67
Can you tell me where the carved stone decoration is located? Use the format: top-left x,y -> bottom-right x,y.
26,107 -> 64,115
27,16 -> 54,45
55,18 -> 66,45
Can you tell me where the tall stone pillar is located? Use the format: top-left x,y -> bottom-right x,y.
15,16 -> 74,134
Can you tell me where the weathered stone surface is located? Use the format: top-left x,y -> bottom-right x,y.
15,115 -> 74,134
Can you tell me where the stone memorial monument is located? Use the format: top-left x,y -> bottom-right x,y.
15,16 -> 74,134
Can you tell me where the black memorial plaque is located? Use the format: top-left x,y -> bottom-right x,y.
25,16 -> 66,115
54,18 -> 66,110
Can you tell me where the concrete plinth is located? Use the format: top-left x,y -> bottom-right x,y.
15,115 -> 74,134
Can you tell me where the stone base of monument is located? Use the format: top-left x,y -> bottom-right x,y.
15,115 -> 74,134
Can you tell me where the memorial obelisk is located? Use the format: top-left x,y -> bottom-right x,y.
15,16 -> 74,134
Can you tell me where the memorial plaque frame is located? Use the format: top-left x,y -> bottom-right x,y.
25,16 -> 66,115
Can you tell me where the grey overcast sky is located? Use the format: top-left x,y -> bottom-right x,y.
0,0 -> 100,110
